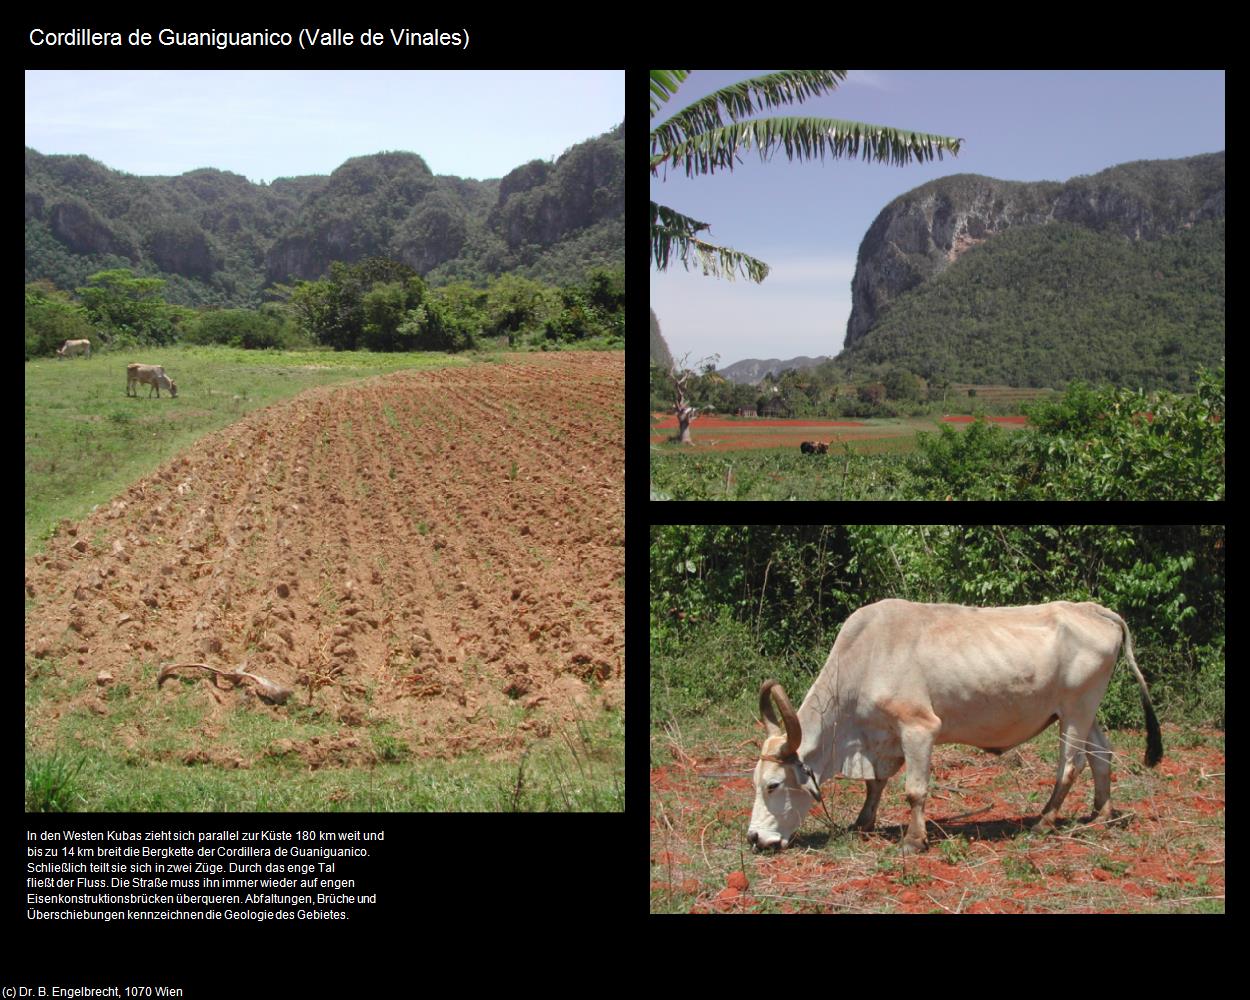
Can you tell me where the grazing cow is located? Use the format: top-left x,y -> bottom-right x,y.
800,441 -> 816,454
56,339 -> 91,360
126,363 -> 178,398
814,441 -> 829,454
748,600 -> 1162,854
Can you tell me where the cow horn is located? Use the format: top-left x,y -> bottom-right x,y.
758,680 -> 802,758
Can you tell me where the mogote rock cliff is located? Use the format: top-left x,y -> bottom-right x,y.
844,152 -> 1225,347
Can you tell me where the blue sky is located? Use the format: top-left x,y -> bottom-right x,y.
25,70 -> 622,182
650,69 -> 1225,368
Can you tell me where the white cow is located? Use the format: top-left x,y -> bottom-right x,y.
126,363 -> 178,398
56,339 -> 91,359
748,600 -> 1162,854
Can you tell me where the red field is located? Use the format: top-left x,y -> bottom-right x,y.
650,413 -> 1031,452
651,415 -> 866,430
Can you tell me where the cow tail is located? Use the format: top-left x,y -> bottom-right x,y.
1113,612 -> 1164,767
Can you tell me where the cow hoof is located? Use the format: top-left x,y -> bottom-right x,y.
901,838 -> 927,856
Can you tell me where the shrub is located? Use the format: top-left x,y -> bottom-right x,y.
1021,366 -> 1224,500
909,418 -> 1020,498
186,309 -> 286,349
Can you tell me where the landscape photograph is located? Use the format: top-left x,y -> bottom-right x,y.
25,69 -> 624,811
649,70 -> 1224,500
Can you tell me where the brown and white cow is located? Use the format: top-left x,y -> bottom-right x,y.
57,339 -> 91,359
748,600 -> 1162,854
126,363 -> 178,398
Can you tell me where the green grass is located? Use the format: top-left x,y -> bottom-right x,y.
650,445 -> 924,500
25,654 -> 623,811
25,744 -> 89,812
25,345 -> 470,555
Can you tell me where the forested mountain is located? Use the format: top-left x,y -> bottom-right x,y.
835,218 -> 1224,389
24,124 -> 623,307
836,152 -> 1225,389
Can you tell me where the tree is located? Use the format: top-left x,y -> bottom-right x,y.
288,258 -> 420,351
884,365 -> 922,402
484,274 -> 550,346
76,269 -> 180,345
669,353 -> 718,445
361,281 -> 415,351
650,70 -> 963,282
431,282 -> 486,339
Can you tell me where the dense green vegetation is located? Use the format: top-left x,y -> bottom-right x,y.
651,524 -> 1224,731
650,366 -> 1224,500
835,219 -> 1225,390
650,356 -> 1046,420
26,259 -> 624,360
25,124 -> 623,307
845,152 -> 1225,380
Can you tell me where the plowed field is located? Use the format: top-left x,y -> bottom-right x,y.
25,352 -> 623,776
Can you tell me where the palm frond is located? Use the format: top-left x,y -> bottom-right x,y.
651,201 -> 770,282
651,70 -> 847,155
648,71 -> 963,286
650,70 -> 690,118
653,116 -> 964,178
650,201 -> 711,239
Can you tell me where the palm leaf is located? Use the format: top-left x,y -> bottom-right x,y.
651,201 -> 770,282
650,70 -> 689,118
654,116 -> 964,178
651,70 -> 848,155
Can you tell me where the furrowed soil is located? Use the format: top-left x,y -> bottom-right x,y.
25,352 -> 623,785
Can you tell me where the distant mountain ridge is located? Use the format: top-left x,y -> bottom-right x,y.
718,355 -> 832,384
24,123 -> 623,307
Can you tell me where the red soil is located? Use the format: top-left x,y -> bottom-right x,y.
651,735 -> 1224,914
651,414 -> 865,430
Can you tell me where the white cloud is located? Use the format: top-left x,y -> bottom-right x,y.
842,70 -> 895,91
